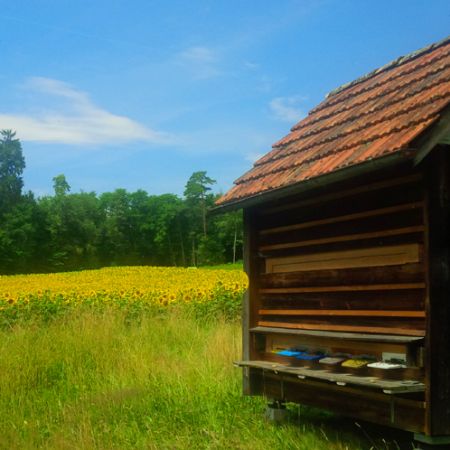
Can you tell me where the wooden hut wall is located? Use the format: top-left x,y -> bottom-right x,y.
248,172 -> 427,340
241,170 -> 431,433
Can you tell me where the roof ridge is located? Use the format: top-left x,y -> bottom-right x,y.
253,89 -> 450,169
326,34 -> 450,99
273,73 -> 450,150
298,51 -> 450,128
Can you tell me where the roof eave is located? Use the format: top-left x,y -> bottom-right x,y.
413,105 -> 450,165
211,149 -> 415,214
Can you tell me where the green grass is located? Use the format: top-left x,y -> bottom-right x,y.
201,262 -> 244,271
0,309 -> 413,449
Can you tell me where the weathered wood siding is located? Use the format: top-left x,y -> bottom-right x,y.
253,173 -> 427,337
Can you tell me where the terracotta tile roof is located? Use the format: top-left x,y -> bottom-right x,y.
217,36 -> 450,207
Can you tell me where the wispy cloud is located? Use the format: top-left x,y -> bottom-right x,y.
0,77 -> 168,145
175,46 -> 221,80
269,95 -> 306,123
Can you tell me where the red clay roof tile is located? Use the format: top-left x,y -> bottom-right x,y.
217,36 -> 450,207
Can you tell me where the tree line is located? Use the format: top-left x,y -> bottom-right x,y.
0,130 -> 243,275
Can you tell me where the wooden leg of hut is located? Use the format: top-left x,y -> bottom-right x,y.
265,400 -> 287,423
414,433 -> 450,449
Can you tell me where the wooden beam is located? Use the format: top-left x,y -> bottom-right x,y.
260,283 -> 425,294
242,209 -> 259,394
258,309 -> 426,318
250,326 -> 425,343
236,360 -> 426,393
260,263 -> 424,287
260,201 -> 424,236
265,244 -> 421,273
259,226 -> 424,251
258,321 -> 426,337
260,173 -> 422,216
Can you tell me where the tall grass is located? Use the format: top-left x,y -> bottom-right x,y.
0,309 -> 411,449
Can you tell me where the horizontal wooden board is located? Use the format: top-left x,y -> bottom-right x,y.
260,263 -> 424,288
259,208 -> 424,248
258,321 -> 426,337
250,326 -> 425,343
266,244 -> 421,273
237,360 -> 426,392
260,233 -> 424,260
261,294 -> 425,312
259,173 -> 423,217
251,371 -> 425,433
260,283 -> 425,294
260,201 -> 424,236
260,227 -> 424,252
258,309 -> 426,318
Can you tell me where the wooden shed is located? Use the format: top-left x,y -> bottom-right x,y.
215,36 -> 450,447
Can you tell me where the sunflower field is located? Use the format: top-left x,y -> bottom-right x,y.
0,266 -> 248,325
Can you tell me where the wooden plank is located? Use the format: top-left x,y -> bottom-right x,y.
260,263 -> 424,288
260,201 -> 424,236
260,283 -> 425,294
266,244 -> 421,273
258,309 -> 426,318
242,208 -> 260,394
259,226 -> 424,251
260,173 -> 423,216
255,371 -> 426,433
258,321 -> 426,337
262,295 -> 424,314
250,326 -> 425,343
236,360 -> 426,393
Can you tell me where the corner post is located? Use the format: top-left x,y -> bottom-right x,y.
242,208 -> 260,394
425,145 -> 450,436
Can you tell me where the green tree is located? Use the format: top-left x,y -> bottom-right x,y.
147,194 -> 186,266
0,130 -> 25,217
184,171 -> 216,238
40,181 -> 103,271
53,174 -> 71,196
213,209 -> 243,263
99,189 -> 133,265
0,192 -> 44,274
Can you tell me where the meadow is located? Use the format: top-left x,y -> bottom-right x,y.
0,266 -> 412,449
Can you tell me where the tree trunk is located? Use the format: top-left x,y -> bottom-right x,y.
178,221 -> 186,266
201,196 -> 207,237
233,219 -> 237,264
191,238 -> 196,266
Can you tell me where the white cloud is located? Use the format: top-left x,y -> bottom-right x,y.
269,95 -> 306,123
176,46 -> 221,80
0,77 -> 168,145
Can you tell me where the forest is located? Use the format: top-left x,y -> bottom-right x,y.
0,130 -> 243,274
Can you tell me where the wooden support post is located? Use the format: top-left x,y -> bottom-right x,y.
243,208 -> 260,394
425,145 -> 450,436
265,400 -> 287,423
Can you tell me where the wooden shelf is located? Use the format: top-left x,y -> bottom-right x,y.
250,326 -> 425,343
257,321 -> 425,336
258,309 -> 426,318
235,360 -> 425,394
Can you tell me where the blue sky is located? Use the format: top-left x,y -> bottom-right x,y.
1,0 -> 449,197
